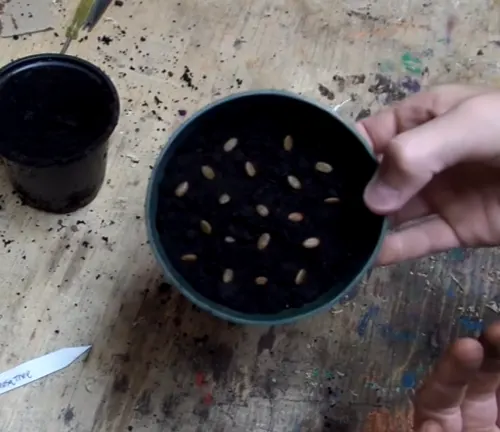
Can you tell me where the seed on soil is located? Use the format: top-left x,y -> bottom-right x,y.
315,162 -> 333,173
223,268 -> 234,283
324,197 -> 340,203
175,181 -> 189,197
200,220 -> 212,234
288,212 -> 304,222
295,269 -> 306,285
224,236 -> 236,243
223,137 -> 238,152
287,175 -> 301,190
257,233 -> 271,250
245,161 -> 256,177
201,165 -> 215,180
284,135 -> 293,151
303,237 -> 320,248
256,204 -> 269,217
255,276 -> 268,285
219,193 -> 231,204
181,254 -> 197,262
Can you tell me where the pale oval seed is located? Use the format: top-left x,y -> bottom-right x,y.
201,165 -> 215,180
255,276 -> 268,285
288,212 -> 304,222
223,268 -> 234,283
295,269 -> 307,285
257,233 -> 271,250
303,237 -> 320,248
284,135 -> 293,151
181,254 -> 197,262
324,197 -> 340,203
200,220 -> 212,234
315,161 -> 333,173
245,161 -> 256,177
223,137 -> 238,152
175,181 -> 189,197
287,175 -> 301,190
224,236 -> 236,243
256,204 -> 269,217
219,193 -> 231,204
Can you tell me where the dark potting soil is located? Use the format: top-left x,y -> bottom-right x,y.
155,95 -> 385,315
0,60 -> 117,165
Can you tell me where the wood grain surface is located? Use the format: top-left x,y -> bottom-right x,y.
0,0 -> 499,430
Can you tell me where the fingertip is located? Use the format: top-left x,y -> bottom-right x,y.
373,217 -> 460,266
478,322 -> 500,358
354,106 -> 399,154
419,420 -> 442,432
355,122 -> 373,149
363,176 -> 403,214
482,321 -> 500,344
449,338 -> 484,370
374,234 -> 403,266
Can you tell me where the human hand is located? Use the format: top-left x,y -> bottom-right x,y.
357,85 -> 500,265
414,322 -> 500,432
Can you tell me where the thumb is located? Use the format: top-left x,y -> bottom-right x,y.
363,93 -> 500,213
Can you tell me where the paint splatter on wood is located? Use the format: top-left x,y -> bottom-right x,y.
401,52 -> 423,75
357,306 -> 379,337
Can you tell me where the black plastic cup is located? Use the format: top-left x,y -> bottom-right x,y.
0,54 -> 120,213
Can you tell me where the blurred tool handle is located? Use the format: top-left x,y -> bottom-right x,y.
61,0 -> 112,54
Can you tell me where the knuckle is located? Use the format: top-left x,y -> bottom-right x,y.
386,138 -> 417,176
428,90 -> 450,116
428,85 -> 465,115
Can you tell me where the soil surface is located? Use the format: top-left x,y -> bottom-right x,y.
0,60 -> 117,165
155,95 -> 384,315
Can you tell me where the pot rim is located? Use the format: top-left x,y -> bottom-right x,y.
145,89 -> 389,325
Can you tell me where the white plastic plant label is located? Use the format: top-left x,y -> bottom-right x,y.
0,345 -> 91,395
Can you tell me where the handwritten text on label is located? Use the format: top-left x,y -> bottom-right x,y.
0,371 -> 32,389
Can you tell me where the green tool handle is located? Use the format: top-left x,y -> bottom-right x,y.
64,0 -> 95,42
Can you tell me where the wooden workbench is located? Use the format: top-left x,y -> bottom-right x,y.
0,0 -> 499,430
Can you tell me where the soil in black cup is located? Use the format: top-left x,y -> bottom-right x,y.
0,54 -> 120,213
153,93 -> 385,317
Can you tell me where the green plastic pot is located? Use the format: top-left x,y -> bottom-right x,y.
146,90 -> 388,325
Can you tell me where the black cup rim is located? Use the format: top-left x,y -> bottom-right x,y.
0,53 -> 120,167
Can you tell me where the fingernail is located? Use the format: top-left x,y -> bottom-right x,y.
364,175 -> 401,212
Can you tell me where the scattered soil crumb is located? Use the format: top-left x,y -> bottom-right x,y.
318,84 -> 335,100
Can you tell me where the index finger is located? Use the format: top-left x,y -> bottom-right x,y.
356,85 -> 491,153
414,338 -> 484,429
